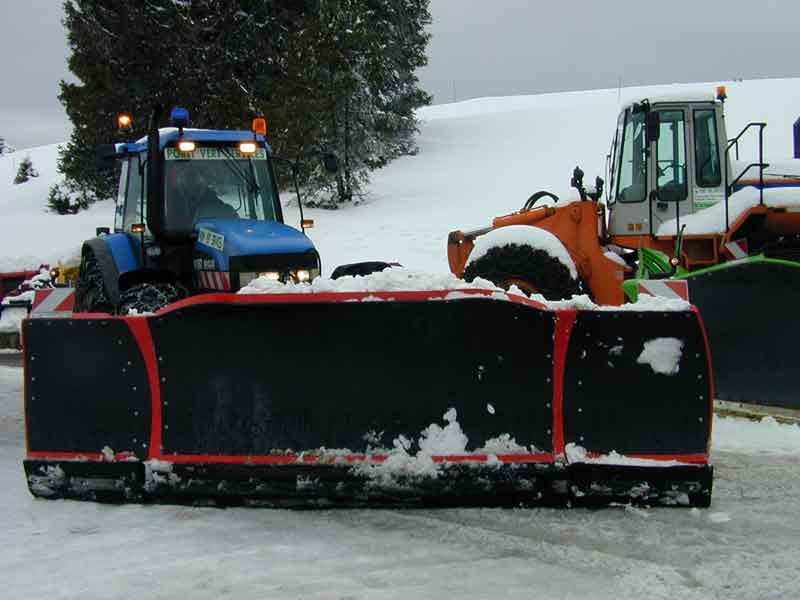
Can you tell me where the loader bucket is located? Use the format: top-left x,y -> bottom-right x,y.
23,289 -> 713,507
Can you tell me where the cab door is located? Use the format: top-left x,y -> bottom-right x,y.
688,104 -> 726,211
649,107 -> 691,236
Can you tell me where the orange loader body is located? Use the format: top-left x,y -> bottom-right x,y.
447,196 -> 800,305
448,201 -> 630,305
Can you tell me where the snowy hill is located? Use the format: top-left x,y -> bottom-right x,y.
2,78 -> 800,274
0,144 -> 114,271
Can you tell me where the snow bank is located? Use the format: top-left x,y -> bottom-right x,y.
239,266 -> 694,314
239,267 -> 500,295
713,415 -> 800,455
636,337 -> 684,375
0,143 -> 115,271
656,185 -> 800,236
468,225 -> 578,279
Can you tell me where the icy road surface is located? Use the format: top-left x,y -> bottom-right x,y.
2,366 -> 800,599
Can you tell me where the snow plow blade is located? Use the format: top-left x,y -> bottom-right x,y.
23,290 -> 713,507
684,257 -> 800,410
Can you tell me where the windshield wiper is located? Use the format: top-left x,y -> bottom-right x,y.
219,147 -> 260,195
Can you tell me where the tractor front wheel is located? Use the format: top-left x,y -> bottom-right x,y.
463,243 -> 583,300
74,250 -> 114,314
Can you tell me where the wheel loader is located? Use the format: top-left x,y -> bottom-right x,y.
448,86 -> 800,410
22,106 -> 714,508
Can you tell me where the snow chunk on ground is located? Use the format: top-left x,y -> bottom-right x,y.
636,337 -> 683,375
467,225 -> 578,279
708,512 -> 732,523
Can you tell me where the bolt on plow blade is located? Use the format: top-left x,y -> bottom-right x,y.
23,290 -> 713,507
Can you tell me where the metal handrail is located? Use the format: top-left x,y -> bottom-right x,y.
726,122 -> 767,160
724,122 -> 768,231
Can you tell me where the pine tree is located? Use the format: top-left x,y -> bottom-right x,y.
59,0 -> 431,211
13,156 -> 38,184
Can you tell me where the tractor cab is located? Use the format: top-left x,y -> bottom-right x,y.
607,89 -> 728,242
79,107 -> 322,314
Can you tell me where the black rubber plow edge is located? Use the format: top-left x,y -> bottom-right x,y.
24,459 -> 712,508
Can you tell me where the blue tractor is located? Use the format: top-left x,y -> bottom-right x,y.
76,106 -> 326,314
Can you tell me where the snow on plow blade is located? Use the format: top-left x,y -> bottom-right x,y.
23,290 -> 713,507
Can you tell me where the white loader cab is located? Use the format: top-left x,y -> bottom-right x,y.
607,89 -> 730,240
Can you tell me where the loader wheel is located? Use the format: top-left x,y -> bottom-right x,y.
74,250 -> 114,314
118,282 -> 185,315
463,243 -> 582,300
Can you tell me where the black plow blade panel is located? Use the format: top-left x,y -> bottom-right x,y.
687,260 -> 800,409
150,298 -> 556,455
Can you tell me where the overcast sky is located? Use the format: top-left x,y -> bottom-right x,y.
1,0 -> 799,148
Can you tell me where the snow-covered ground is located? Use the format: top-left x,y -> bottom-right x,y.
2,363 -> 800,599
3,78 -> 800,598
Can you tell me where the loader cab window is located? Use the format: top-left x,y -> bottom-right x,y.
607,111 -> 626,205
694,109 -> 722,187
615,109 -> 648,203
163,145 -> 279,234
655,110 -> 687,202
123,154 -> 150,236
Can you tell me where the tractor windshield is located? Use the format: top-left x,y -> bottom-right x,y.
163,145 -> 279,232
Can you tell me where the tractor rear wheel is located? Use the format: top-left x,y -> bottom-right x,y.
118,282 -> 184,315
463,243 -> 582,300
74,250 -> 114,314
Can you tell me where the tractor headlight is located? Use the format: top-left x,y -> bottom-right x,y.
291,267 -> 319,283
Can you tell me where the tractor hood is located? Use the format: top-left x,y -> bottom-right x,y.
194,219 -> 316,271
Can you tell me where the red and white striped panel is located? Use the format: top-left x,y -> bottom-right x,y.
30,288 -> 76,314
637,279 -> 690,302
197,271 -> 231,291
723,239 -> 749,260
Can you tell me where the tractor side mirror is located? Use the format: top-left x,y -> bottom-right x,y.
646,112 -> 660,145
95,144 -> 119,171
322,153 -> 339,174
